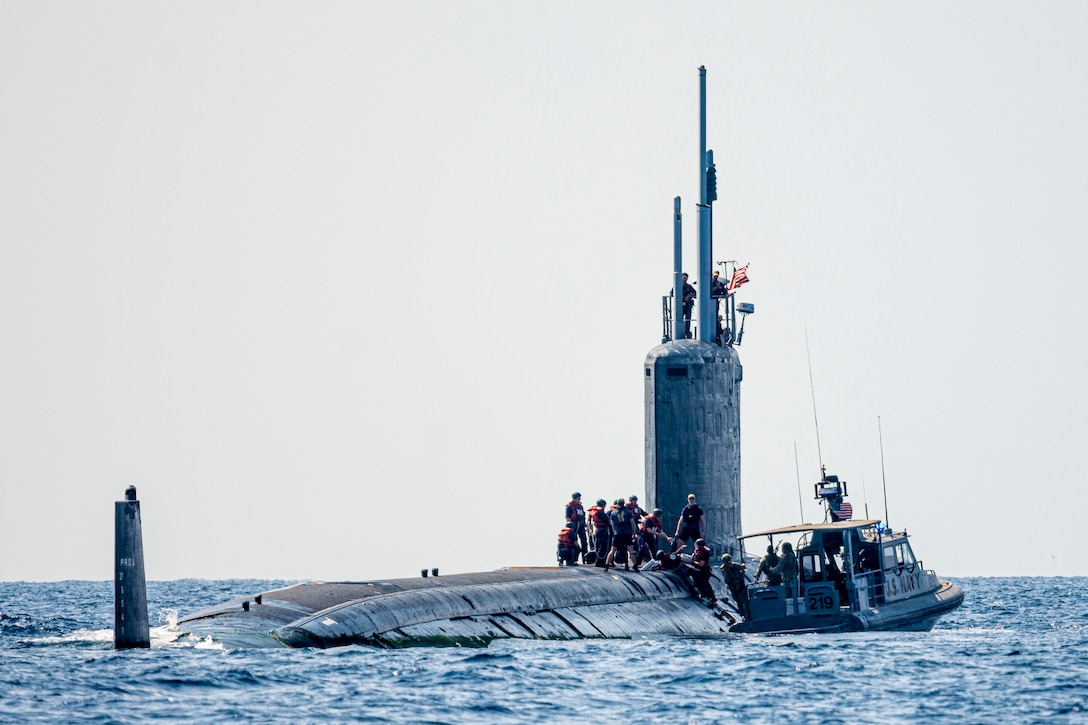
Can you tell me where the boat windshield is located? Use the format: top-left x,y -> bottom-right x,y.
884,540 -> 917,569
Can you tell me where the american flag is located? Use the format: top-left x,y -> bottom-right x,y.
727,263 -> 750,291
832,501 -> 853,521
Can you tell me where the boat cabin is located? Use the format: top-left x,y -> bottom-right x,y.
733,519 -> 943,633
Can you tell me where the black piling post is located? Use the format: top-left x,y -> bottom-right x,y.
114,485 -> 149,649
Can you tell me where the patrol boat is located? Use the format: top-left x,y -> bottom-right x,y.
728,470 -> 964,634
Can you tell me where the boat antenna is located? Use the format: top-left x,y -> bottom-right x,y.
793,442 -> 805,523
805,327 -> 823,470
860,473 -> 871,519
878,415 -> 890,528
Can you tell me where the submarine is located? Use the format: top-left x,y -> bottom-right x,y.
170,66 -> 745,649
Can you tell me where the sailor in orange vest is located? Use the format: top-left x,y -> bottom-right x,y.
640,507 -> 672,560
565,492 -> 587,564
587,498 -> 611,566
557,522 -> 579,566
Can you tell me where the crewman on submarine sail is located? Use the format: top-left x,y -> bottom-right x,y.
670,273 -> 696,338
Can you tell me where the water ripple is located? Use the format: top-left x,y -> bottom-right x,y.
1,577 -> 1087,722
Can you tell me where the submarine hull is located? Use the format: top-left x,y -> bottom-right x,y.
174,567 -> 734,649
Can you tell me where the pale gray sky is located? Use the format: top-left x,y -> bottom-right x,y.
3,2 -> 1086,581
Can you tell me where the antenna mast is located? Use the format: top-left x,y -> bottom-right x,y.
805,328 -> 823,470
860,473 -> 871,519
878,416 -> 890,528
794,442 -> 805,523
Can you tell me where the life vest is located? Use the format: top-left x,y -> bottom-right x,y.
682,503 -> 703,524
641,514 -> 662,534
589,506 -> 609,528
566,500 -> 585,523
557,528 -> 577,546
693,544 -> 712,569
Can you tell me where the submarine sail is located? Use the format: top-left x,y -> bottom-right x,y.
645,66 -> 747,558
645,341 -> 742,557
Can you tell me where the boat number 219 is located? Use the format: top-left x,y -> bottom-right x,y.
806,594 -> 834,611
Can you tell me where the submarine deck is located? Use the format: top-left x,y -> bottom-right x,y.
173,566 -> 734,648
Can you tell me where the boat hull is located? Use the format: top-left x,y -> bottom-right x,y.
728,580 -> 964,635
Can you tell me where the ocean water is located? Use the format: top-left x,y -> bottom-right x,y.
1,577 -> 1085,723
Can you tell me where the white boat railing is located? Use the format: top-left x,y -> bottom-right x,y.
847,564 -> 940,610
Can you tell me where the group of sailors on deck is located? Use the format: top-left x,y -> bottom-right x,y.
556,491 -> 802,619
556,491 -> 723,606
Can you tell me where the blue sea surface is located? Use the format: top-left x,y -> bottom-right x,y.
1,577 -> 1086,723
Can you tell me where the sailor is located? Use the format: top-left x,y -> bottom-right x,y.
857,544 -> 879,573
709,267 -> 726,296
673,272 -> 696,338
626,496 -> 650,565
720,554 -> 750,618
755,544 -> 782,586
604,498 -> 638,571
556,522 -> 579,566
587,498 -> 611,566
674,493 -> 705,551
774,542 -> 799,597
656,548 -> 685,571
685,538 -> 716,603
640,508 -> 671,560
565,492 -> 588,563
